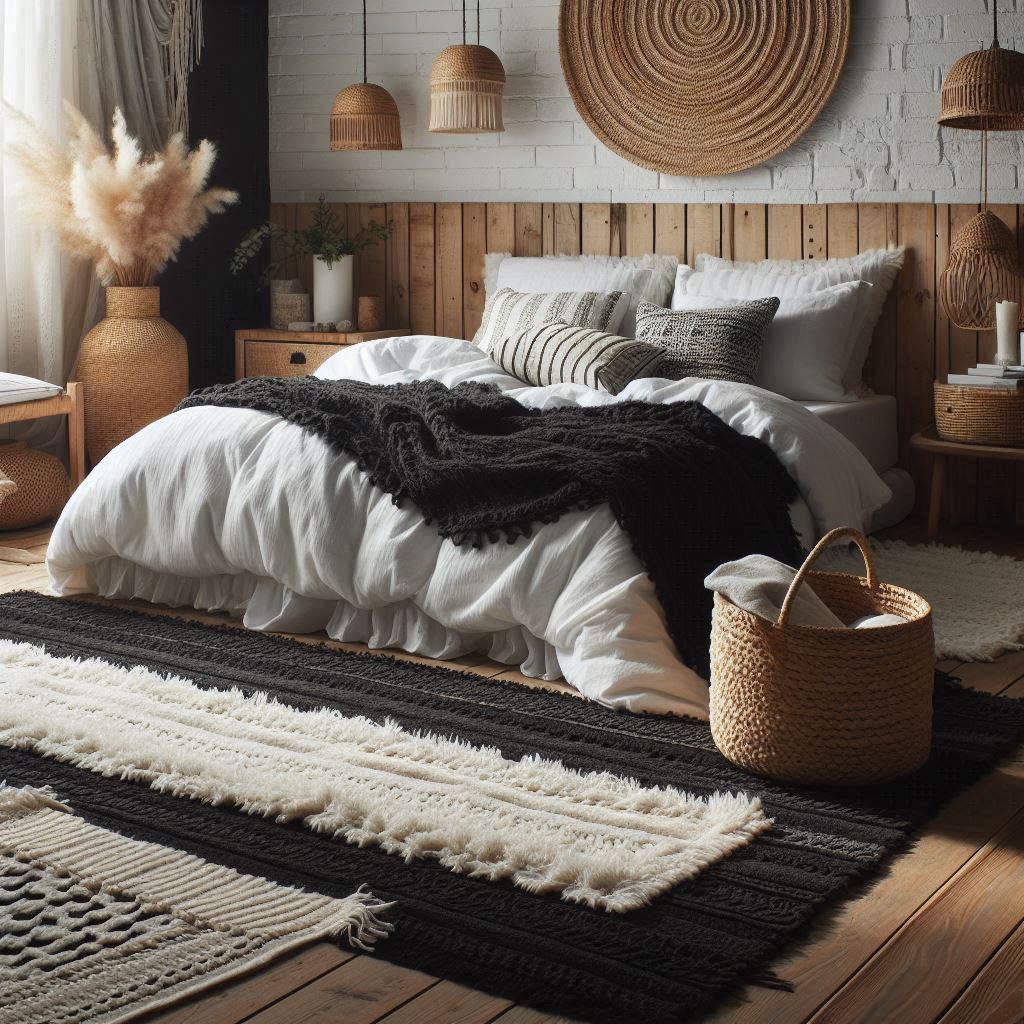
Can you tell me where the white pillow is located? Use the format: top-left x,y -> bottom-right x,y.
486,253 -> 678,338
683,248 -> 904,392
672,281 -> 871,402
0,372 -> 63,407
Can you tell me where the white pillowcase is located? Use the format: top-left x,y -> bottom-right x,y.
0,372 -> 63,406
681,248 -> 904,392
486,253 -> 678,338
672,280 -> 871,402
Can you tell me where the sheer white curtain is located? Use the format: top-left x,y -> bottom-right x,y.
0,0 -> 201,452
0,0 -> 100,391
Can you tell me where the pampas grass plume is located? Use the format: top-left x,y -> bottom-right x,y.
5,102 -> 237,286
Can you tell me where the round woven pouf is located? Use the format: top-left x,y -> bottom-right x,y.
76,286 -> 188,465
559,0 -> 851,176
0,441 -> 69,530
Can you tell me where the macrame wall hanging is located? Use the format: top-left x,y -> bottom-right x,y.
164,0 -> 204,139
558,0 -> 851,177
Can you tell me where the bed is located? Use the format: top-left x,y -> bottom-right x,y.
801,395 -> 915,531
47,334 -> 891,719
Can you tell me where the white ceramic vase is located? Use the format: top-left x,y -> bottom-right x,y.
313,254 -> 354,326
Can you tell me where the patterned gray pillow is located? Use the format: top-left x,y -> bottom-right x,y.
492,321 -> 664,394
634,298 -> 780,385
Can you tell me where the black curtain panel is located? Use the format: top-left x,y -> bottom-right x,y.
160,0 -> 269,389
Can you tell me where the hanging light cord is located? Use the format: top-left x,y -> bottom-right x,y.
981,125 -> 989,209
460,0 -> 481,47
993,4 -> 999,48
362,0 -> 367,83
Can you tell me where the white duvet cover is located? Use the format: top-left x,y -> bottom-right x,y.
47,336 -> 891,718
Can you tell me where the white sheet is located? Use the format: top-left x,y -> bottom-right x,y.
802,395 -> 899,475
46,336 -> 890,719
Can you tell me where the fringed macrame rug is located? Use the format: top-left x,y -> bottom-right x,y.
1,592 -> 1023,1024
0,784 -> 391,1024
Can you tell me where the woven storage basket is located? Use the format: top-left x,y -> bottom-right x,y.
934,381 -> 1024,447
709,527 -> 934,786
0,441 -> 69,530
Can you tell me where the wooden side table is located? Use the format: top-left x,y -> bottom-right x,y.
0,382 -> 86,492
910,427 -> 1024,539
234,328 -> 409,380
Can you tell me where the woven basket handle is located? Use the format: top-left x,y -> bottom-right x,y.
776,526 -> 876,629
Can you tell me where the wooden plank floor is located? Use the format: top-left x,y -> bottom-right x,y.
2,522 -> 1023,1024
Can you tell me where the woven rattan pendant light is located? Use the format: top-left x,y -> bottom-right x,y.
938,7 -> 1024,330
329,0 -> 401,151
428,0 -> 505,134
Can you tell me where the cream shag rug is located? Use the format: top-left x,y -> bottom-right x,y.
0,784 -> 392,1024
819,539 -> 1024,662
0,640 -> 768,913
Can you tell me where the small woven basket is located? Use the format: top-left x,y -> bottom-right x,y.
709,527 -> 935,786
0,441 -> 69,530
934,381 -> 1024,447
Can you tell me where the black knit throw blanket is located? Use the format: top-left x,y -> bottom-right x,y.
179,376 -> 803,675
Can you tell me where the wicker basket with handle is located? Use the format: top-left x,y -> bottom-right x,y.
934,381 -> 1024,447
709,527 -> 935,785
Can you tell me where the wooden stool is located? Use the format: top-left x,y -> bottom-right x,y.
910,427 -> 1024,539
0,382 -> 86,492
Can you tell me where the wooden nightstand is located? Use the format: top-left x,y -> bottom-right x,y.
910,427 -> 1024,539
234,329 -> 409,380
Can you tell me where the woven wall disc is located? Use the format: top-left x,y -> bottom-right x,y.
559,0 -> 851,177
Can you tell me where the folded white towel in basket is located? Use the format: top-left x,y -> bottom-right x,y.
705,554 -> 906,629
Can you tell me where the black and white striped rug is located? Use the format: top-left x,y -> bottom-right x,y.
0,591 -> 1021,1024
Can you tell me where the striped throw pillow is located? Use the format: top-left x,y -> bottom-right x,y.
634,298 -> 780,385
473,288 -> 627,356
492,322 -> 664,394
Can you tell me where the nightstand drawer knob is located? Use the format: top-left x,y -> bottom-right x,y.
289,352 -> 306,365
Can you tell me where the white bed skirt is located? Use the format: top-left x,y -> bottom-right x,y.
73,557 -> 565,679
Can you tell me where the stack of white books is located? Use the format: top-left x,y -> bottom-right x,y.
948,364 -> 1024,390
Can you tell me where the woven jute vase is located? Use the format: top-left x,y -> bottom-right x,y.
76,286 -> 188,464
0,441 -> 69,529
709,527 -> 935,786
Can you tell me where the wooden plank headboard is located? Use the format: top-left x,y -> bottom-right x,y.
269,201 -> 1024,529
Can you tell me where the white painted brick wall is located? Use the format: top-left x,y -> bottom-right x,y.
269,0 -> 1024,204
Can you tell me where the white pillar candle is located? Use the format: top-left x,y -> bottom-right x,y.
995,300 -> 1020,366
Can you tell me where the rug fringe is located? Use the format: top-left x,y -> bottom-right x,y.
0,786 -> 393,947
0,781 -> 71,817
749,970 -> 795,991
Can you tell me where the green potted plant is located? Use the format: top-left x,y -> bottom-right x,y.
231,195 -> 388,326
